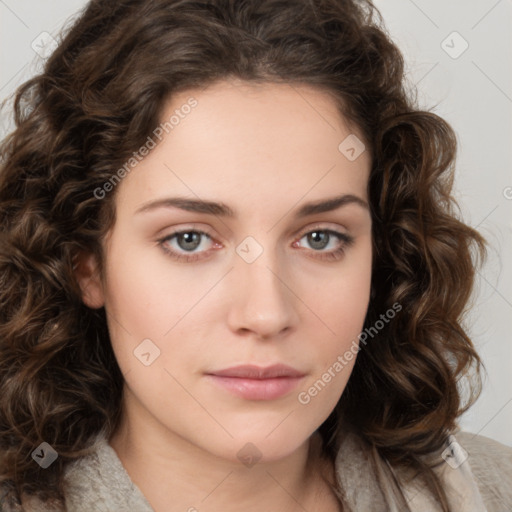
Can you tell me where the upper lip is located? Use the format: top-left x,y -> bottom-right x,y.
207,364 -> 305,379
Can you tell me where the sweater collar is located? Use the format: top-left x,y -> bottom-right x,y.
60,429 -> 487,512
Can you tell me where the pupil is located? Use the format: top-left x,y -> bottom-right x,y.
178,232 -> 201,251
308,231 -> 328,250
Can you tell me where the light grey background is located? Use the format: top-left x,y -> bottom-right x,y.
1,0 -> 511,446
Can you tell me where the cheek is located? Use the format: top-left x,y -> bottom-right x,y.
315,240 -> 372,334
100,242 -> 179,363
101,238 -> 225,374
305,240 -> 372,379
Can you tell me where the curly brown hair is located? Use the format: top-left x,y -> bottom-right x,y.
0,0 -> 486,510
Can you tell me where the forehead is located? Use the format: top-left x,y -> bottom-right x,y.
114,79 -> 371,215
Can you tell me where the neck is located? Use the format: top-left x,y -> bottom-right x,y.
109,405 -> 339,512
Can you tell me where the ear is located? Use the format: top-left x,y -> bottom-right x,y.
73,251 -> 105,309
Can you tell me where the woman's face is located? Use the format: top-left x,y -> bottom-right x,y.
80,79 -> 373,463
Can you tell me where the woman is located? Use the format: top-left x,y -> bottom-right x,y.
0,0 -> 511,511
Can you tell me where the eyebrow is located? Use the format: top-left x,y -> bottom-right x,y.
134,193 -> 369,218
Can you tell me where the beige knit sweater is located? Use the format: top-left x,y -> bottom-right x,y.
4,429 -> 512,511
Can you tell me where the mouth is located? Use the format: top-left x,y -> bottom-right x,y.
205,364 -> 306,401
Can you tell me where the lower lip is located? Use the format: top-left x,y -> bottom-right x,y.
206,375 -> 304,400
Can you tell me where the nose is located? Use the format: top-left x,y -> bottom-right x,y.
226,247 -> 299,340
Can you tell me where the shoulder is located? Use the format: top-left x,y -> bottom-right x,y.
63,431 -> 155,511
332,427 -> 512,511
455,429 -> 512,466
453,430 -> 512,511
0,431 -> 154,512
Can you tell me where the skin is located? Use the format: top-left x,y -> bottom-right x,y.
76,78 -> 373,512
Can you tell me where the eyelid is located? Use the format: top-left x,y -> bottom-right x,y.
294,222 -> 350,238
159,226 -> 218,247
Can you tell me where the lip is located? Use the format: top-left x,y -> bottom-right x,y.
208,364 -> 305,379
205,364 -> 306,400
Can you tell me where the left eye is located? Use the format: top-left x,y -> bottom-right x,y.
297,230 -> 346,251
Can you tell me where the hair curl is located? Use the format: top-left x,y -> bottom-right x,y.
0,0 -> 486,510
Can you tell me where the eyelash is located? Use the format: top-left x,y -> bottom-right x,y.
157,226 -> 355,263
